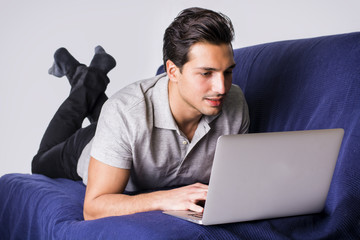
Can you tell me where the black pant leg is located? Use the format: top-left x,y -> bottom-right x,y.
32,67 -> 108,179
32,123 -> 96,180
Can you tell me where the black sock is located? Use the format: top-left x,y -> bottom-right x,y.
89,46 -> 116,74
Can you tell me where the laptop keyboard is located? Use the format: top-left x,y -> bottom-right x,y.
189,212 -> 203,219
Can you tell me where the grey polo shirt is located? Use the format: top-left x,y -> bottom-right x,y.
77,73 -> 249,192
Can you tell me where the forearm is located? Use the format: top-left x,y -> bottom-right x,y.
84,157 -> 208,220
84,157 -> 165,220
83,183 -> 208,220
84,191 -> 163,220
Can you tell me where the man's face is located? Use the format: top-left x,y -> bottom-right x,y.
169,42 -> 235,117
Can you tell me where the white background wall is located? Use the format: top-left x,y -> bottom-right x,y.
1,0 -> 359,177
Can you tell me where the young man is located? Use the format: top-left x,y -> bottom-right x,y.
32,7 -> 249,220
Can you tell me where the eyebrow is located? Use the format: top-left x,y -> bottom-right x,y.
195,64 -> 236,71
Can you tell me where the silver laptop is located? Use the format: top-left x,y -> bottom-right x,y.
163,128 -> 344,225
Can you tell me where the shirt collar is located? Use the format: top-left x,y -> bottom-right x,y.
153,74 -> 178,130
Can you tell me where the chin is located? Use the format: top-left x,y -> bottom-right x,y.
202,107 -> 222,116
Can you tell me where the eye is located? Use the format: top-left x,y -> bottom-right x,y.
224,70 -> 233,76
201,72 -> 212,77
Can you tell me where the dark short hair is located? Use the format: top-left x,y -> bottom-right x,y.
163,7 -> 235,72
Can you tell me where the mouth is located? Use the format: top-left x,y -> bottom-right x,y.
204,97 -> 224,107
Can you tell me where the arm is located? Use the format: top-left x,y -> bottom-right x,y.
83,157 -> 208,220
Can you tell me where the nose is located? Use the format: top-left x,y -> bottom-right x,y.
212,73 -> 226,94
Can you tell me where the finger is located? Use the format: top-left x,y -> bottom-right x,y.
189,190 -> 207,202
188,203 -> 204,213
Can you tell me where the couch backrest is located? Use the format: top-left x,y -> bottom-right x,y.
233,32 -> 360,134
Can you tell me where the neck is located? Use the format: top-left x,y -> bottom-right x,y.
168,80 -> 202,141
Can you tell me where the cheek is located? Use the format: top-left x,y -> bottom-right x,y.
187,84 -> 206,99
195,80 -> 212,96
182,75 -> 208,94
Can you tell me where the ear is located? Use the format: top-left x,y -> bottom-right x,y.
166,60 -> 180,82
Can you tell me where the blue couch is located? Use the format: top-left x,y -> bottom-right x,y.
1,32 -> 359,239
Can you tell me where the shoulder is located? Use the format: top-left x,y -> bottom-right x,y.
218,84 -> 250,133
223,84 -> 247,111
103,73 -> 167,114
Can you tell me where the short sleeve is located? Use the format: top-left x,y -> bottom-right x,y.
90,99 -> 133,169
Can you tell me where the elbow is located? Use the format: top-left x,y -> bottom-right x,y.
83,198 -> 99,221
83,208 -> 94,221
83,202 -> 94,221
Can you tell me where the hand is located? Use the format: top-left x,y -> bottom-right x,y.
157,183 -> 208,212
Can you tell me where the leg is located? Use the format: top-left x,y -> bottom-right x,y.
32,67 -> 109,179
88,93 -> 108,123
39,66 -> 109,151
49,46 -> 115,123
32,123 -> 96,180
32,46 -> 116,179
87,46 -> 116,123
